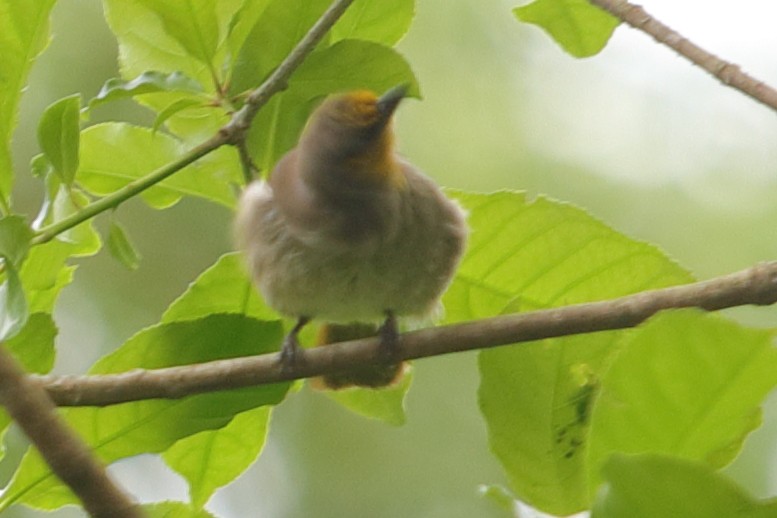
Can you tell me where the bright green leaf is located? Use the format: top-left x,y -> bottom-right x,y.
164,406 -> 272,507
0,314 -> 289,511
0,0 -> 57,207
20,239 -> 78,314
133,0 -> 220,68
162,252 -> 278,323
587,310 -> 777,492
230,0 -> 332,94
89,71 -> 203,110
225,0 -> 273,66
77,122 -> 235,208
37,94 -> 81,185
144,501 -> 216,518
514,0 -> 619,58
50,186 -> 102,256
320,365 -> 413,426
331,0 -> 415,46
152,97 -> 205,133
290,39 -> 420,100
462,191 -> 693,515
103,0 -> 243,90
0,215 -> 34,267
0,263 -> 28,341
592,454 -> 777,518
5,313 -> 57,375
107,219 -> 141,270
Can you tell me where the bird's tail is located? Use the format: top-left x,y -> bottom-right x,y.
311,322 -> 407,390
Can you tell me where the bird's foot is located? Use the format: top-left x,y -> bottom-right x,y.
279,316 -> 310,372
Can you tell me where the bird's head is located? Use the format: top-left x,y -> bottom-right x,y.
299,85 -> 409,188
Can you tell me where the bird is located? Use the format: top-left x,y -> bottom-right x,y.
235,85 -> 468,386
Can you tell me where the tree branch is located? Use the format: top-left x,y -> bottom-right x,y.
34,260 -> 777,408
588,0 -> 777,113
0,344 -> 144,517
31,0 -> 356,246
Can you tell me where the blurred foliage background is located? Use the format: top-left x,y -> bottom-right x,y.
4,0 -> 777,516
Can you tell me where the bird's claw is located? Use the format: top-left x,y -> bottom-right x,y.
377,311 -> 400,362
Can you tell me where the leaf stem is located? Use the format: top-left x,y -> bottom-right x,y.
31,133 -> 226,246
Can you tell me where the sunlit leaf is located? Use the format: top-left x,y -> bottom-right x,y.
514,0 -> 619,58
459,191 -> 693,515
162,252 -> 277,323
592,454 -> 777,518
164,407 -> 271,507
587,310 -> 777,492
0,215 -> 34,267
107,219 -> 141,270
37,94 -> 81,185
144,501 -> 217,518
331,0 -> 415,46
77,122 -> 235,208
0,0 -> 57,206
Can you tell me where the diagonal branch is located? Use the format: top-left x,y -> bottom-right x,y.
31,0 -> 356,246
34,260 -> 777,408
589,0 -> 777,113
0,344 -> 144,517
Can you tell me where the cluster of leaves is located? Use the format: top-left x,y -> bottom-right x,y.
0,0 -> 775,516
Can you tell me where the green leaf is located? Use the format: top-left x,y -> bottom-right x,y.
448,191 -> 693,318
164,406 -> 271,507
0,262 -> 28,341
514,0 -> 619,58
37,94 -> 81,185
152,97 -> 205,133
0,314 -> 289,511
89,71 -> 203,110
230,0 -> 332,94
20,240 -> 78,314
587,310 -> 777,492
331,0 -> 415,46
103,0 -> 243,88
0,215 -> 34,267
77,122 -> 236,208
50,185 -> 102,256
144,501 -> 216,518
6,313 -> 57,375
0,0 -> 57,207
107,219 -> 141,270
290,39 -> 420,99
462,191 -> 694,515
592,454 -> 777,518
320,366 -> 413,426
162,252 -> 278,323
133,0 -> 220,68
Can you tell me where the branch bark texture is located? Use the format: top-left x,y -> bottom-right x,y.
0,345 -> 144,517
589,0 -> 777,113
36,260 -> 777,408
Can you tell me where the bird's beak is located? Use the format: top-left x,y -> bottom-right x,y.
377,84 -> 409,119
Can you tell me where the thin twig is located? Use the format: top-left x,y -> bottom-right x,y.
589,0 -> 777,113
34,260 -> 777,407
0,345 -> 144,517
31,0 -> 356,246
